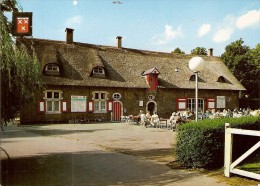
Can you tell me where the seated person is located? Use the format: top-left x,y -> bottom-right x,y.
136,110 -> 143,123
169,112 -> 176,123
140,112 -> 146,125
144,111 -> 151,127
169,112 -> 177,129
174,112 -> 182,124
146,111 -> 151,120
150,112 -> 160,127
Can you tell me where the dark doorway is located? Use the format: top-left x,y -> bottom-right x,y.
147,102 -> 155,114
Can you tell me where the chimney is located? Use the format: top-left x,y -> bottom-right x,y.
65,28 -> 74,44
208,48 -> 213,56
116,36 -> 122,48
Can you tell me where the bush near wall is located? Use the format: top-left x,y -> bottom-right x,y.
175,116 -> 260,169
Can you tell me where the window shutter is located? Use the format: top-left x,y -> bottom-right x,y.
176,98 -> 187,111
207,98 -> 216,109
62,100 -> 68,112
38,100 -> 45,113
107,100 -> 113,112
88,100 -> 94,112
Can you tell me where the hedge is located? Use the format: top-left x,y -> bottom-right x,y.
175,116 -> 260,169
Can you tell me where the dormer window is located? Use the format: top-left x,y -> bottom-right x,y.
190,75 -> 196,81
46,64 -> 59,72
93,67 -> 105,74
217,76 -> 228,83
92,67 -> 106,78
44,64 -> 60,76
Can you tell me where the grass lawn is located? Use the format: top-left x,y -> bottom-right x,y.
237,149 -> 260,174
208,149 -> 260,185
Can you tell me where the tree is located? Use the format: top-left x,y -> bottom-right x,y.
172,47 -> 185,54
0,0 -> 43,124
221,39 -> 259,98
190,47 -> 207,55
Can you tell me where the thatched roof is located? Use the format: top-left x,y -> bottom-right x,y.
20,38 -> 245,91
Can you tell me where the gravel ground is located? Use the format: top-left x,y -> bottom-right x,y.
0,123 -> 230,186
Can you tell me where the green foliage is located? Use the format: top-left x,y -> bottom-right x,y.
172,47 -> 185,54
221,39 -> 260,98
0,2 -> 44,121
190,47 -> 207,55
175,116 -> 260,169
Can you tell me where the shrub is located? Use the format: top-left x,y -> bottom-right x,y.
175,116 -> 260,169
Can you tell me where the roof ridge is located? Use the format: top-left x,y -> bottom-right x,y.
20,37 -> 221,59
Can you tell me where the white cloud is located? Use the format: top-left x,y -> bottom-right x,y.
153,24 -> 183,45
236,9 -> 260,29
212,15 -> 236,43
198,24 -> 211,37
65,15 -> 82,28
213,27 -> 234,43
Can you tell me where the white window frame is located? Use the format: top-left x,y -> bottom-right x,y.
93,67 -> 105,74
44,90 -> 63,113
92,91 -> 108,113
112,93 -> 121,100
187,98 -> 204,112
45,64 -> 60,72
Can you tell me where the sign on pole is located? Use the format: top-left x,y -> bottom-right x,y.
12,12 -> 32,36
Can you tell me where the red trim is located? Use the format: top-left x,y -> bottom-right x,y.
107,100 -> 113,112
207,98 -> 216,109
38,100 -> 45,113
176,98 -> 187,111
61,100 -> 68,112
88,100 -> 94,112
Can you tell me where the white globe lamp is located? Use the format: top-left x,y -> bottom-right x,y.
188,56 -> 205,122
188,56 -> 204,72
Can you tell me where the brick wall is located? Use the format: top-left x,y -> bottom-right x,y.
20,85 -> 240,124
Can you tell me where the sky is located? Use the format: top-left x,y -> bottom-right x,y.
6,0 -> 260,56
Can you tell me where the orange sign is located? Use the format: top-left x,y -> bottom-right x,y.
17,17 -> 29,33
12,12 -> 32,36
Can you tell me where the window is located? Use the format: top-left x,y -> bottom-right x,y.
217,76 -> 227,83
189,75 -> 196,81
45,91 -> 62,113
44,64 -> 60,76
93,67 -> 105,74
187,98 -> 204,112
45,64 -> 59,72
112,93 -> 121,100
93,92 -> 107,112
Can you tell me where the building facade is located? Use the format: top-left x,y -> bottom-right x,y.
19,28 -> 245,124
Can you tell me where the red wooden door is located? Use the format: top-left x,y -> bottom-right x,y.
112,102 -> 122,121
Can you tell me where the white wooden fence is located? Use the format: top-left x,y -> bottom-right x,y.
224,123 -> 260,180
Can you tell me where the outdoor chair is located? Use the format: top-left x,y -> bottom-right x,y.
121,116 -> 127,122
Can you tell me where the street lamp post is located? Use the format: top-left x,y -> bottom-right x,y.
188,57 -> 205,122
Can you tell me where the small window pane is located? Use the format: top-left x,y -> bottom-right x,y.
54,101 -> 59,111
101,93 -> 105,99
94,101 -> 99,111
101,101 -> 106,110
47,65 -> 52,70
47,101 -> 52,111
54,92 -> 59,99
95,93 -> 99,99
47,92 -> 52,98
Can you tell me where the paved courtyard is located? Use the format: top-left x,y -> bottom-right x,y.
0,123 -> 229,186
